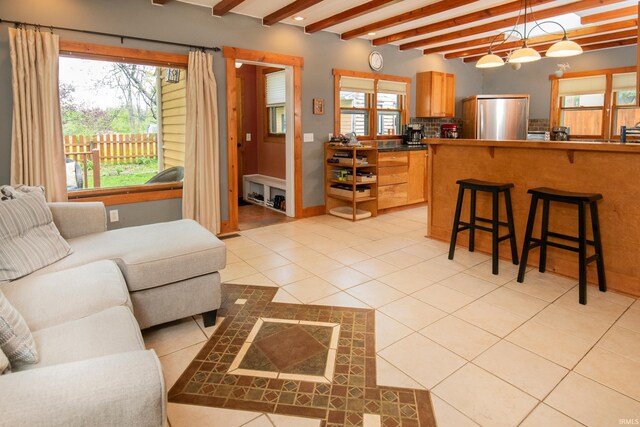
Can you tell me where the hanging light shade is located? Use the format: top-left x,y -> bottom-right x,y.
476,53 -> 505,68
546,37 -> 583,57
509,44 -> 541,63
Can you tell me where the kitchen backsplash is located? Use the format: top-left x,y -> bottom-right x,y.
528,118 -> 551,132
410,117 -> 462,138
410,117 -> 551,137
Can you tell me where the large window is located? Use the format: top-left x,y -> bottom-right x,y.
334,70 -> 409,139
59,54 -> 186,192
553,68 -> 638,140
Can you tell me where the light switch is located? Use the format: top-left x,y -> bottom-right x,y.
303,133 -> 314,142
246,133 -> 252,142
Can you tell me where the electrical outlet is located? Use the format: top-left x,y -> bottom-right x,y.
109,209 -> 119,222
246,133 -> 252,142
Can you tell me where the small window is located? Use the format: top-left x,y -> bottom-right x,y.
266,70 -> 286,135
335,72 -> 408,139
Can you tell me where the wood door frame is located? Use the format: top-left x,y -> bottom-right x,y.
236,75 -> 245,197
223,47 -> 304,232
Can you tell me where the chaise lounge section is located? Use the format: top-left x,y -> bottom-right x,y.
43,201 -> 226,329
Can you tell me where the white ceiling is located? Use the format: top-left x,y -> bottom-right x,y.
176,0 -> 638,53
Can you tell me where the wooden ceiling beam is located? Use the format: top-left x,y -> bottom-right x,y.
375,0 -> 554,46
340,0 -> 478,41
212,0 -> 247,16
263,0 -> 325,26
581,5 -> 636,25
305,0 -> 400,34
423,35 -> 505,56
445,19 -> 637,59
151,0 -> 171,5
462,31 -> 637,62
399,0 -> 628,51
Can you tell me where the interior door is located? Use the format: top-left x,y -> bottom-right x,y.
236,76 -> 245,197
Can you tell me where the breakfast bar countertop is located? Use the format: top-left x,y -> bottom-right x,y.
424,138 -> 640,153
425,138 -> 640,297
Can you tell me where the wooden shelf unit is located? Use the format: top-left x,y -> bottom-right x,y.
325,143 -> 378,221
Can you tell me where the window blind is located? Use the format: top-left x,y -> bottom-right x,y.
612,72 -> 637,92
378,80 -> 407,95
266,71 -> 286,106
558,75 -> 606,96
340,76 -> 374,93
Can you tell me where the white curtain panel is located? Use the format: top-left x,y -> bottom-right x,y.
182,51 -> 221,234
8,28 -> 67,202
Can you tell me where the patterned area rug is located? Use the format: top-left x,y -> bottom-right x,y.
169,284 -> 436,427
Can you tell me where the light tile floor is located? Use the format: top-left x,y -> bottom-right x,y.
144,206 -> 640,426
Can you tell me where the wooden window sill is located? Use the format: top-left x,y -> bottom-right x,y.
68,183 -> 183,206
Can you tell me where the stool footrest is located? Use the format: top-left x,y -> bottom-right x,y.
548,231 -> 595,246
498,234 -> 514,242
531,238 -> 579,253
459,221 -> 492,233
475,217 -> 511,227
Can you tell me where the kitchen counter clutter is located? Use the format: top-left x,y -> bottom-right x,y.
425,138 -> 640,297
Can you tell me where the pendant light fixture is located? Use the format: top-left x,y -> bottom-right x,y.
476,0 -> 582,68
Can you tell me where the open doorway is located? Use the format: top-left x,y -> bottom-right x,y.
223,47 -> 303,233
235,63 -> 291,230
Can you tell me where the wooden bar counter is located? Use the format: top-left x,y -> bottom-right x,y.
425,138 -> 640,297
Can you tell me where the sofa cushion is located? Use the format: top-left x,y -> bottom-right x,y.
1,260 -> 131,332
0,290 -> 38,367
0,191 -> 72,281
33,219 -> 226,292
17,306 -> 145,371
0,346 -> 9,374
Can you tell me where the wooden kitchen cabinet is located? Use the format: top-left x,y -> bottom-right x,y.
407,150 -> 427,204
378,150 -> 427,209
416,71 -> 455,118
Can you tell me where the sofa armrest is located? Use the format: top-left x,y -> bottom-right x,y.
0,350 -> 166,427
48,202 -> 107,239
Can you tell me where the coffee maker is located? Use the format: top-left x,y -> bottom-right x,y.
551,126 -> 570,141
404,124 -> 424,145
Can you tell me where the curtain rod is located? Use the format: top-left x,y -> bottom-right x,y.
0,18 -> 221,52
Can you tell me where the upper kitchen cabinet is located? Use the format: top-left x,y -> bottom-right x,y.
416,71 -> 455,118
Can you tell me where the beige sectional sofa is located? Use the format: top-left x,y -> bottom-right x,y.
0,199 -> 227,426
0,260 -> 165,426
43,201 -> 226,329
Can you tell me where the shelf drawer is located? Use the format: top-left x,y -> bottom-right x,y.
378,183 -> 408,209
379,151 -> 409,167
378,166 -> 408,185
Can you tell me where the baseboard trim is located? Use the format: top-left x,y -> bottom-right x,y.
300,205 -> 325,218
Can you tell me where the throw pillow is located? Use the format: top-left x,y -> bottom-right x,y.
0,346 -> 10,374
0,290 -> 38,367
0,191 -> 72,281
0,184 -> 45,201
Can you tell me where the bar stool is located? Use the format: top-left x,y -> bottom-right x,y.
517,187 -> 606,305
448,179 -> 519,275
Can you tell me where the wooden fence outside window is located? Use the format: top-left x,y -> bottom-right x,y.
64,133 -> 159,189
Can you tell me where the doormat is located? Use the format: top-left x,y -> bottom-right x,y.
169,284 -> 436,427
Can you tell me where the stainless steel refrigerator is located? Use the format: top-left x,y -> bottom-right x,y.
462,95 -> 529,140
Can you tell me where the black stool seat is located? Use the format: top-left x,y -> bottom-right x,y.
457,179 -> 514,192
528,187 -> 603,203
517,187 -> 606,304
449,179 -> 518,275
